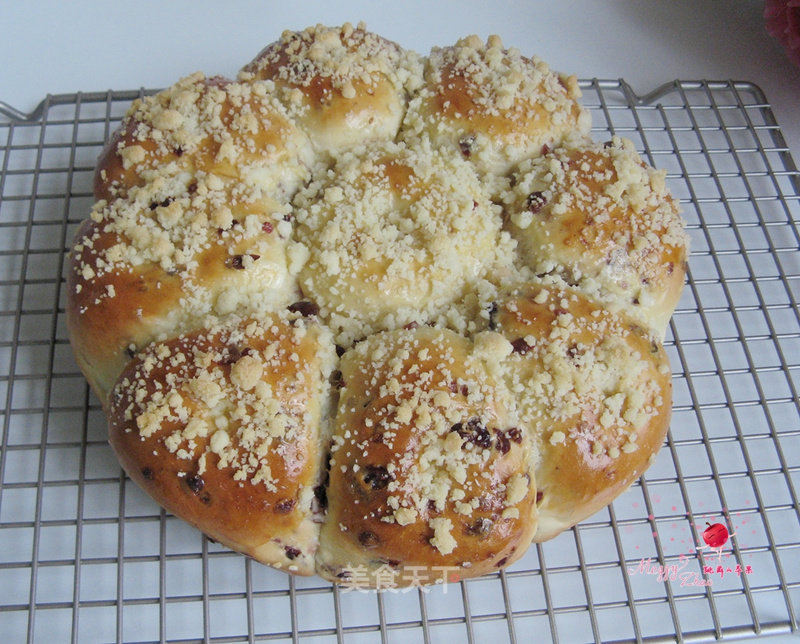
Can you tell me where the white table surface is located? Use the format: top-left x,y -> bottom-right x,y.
1,2 -> 797,642
0,0 -> 800,160
1,0 -> 799,164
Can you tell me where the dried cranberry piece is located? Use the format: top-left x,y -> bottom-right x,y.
285,546 -> 301,560
363,465 -> 392,490
566,344 -> 584,361
185,475 -> 204,493
274,499 -> 296,514
494,430 -> 511,455
451,418 -> 492,449
511,338 -> 533,355
288,300 -> 319,317
149,197 -> 174,211
466,517 -> 493,536
447,381 -> 471,395
225,254 -> 260,269
217,345 -> 253,366
459,134 -> 476,158
525,191 -> 548,214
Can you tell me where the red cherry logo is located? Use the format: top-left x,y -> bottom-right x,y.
702,522 -> 729,548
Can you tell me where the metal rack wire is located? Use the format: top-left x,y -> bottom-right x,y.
0,78 -> 798,643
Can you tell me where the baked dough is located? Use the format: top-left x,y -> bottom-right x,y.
401,35 -> 591,182
67,23 -> 688,587
316,326 -> 536,585
240,24 -> 423,158
293,140 -> 513,345
108,313 -> 335,575
503,136 -> 687,338
490,281 -> 673,541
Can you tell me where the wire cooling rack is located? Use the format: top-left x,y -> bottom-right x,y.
0,78 -> 798,644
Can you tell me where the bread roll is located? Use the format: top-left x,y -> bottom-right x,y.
504,136 -> 687,337
293,140 -> 515,345
316,326 -> 536,585
94,73 -> 314,203
107,313 -> 336,575
401,34 -> 591,182
490,281 -> 673,541
68,176 -> 309,401
240,23 -> 423,158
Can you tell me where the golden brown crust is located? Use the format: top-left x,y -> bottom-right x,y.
316,327 -> 536,586
67,24 -> 688,587
69,74 -> 317,400
66,216 -> 184,402
401,34 -> 591,182
108,314 -> 336,574
94,74 -> 314,203
240,23 -> 423,158
491,281 -> 673,541
66,175 -> 303,401
504,137 -> 688,337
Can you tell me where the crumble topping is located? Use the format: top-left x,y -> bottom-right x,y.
113,314 -> 335,489
68,23 -> 686,584
504,136 -> 689,333
294,141 -> 516,345
494,282 -> 669,464
401,34 -> 591,179
328,327 -> 531,557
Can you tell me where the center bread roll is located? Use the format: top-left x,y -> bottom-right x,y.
293,141 -> 515,346
316,326 -> 537,586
